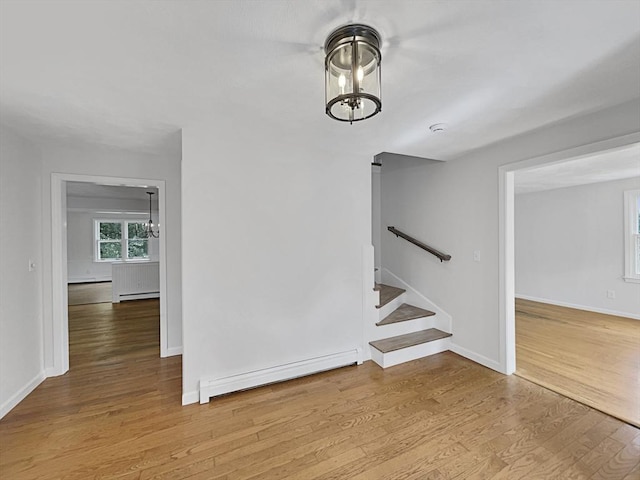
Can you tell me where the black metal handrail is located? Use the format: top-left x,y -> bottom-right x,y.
387,226 -> 451,262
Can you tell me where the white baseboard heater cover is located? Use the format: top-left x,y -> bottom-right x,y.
199,348 -> 363,404
112,261 -> 160,303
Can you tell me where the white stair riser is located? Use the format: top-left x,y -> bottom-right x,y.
381,269 -> 452,333
370,316 -> 439,342
370,337 -> 451,369
376,293 -> 406,320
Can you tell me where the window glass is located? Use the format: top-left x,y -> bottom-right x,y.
100,222 -> 121,240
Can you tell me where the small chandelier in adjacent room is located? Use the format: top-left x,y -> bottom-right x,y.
324,23 -> 382,124
144,191 -> 159,238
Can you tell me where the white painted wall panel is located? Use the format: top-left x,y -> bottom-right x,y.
0,127 -> 44,418
181,119 -> 370,402
515,177 -> 640,318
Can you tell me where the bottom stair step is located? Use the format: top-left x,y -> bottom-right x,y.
369,329 -> 452,354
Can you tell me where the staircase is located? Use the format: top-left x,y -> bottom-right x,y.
369,283 -> 452,368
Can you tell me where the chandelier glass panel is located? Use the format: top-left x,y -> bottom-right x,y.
324,24 -> 382,123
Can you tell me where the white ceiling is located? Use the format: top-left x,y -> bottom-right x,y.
1,1 -> 639,160
515,143 -> 640,194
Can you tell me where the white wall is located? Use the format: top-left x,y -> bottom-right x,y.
40,138 -> 183,366
379,100 -> 640,371
181,118 -> 371,403
0,127 -> 45,418
67,196 -> 159,283
515,177 -> 640,318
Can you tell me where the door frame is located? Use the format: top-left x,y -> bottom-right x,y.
498,132 -> 640,375
50,173 -> 168,376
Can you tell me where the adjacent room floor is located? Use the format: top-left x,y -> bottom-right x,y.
67,281 -> 112,305
1,300 -> 638,478
516,298 -> 640,428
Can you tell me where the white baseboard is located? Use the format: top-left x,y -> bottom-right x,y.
199,349 -> 361,404
449,343 -> 503,374
165,346 -> 183,357
68,276 -> 111,284
515,294 -> 640,321
182,391 -> 199,406
0,371 -> 45,420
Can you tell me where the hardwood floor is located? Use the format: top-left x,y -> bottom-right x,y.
516,298 -> 640,428
68,281 -> 112,305
1,300 -> 639,479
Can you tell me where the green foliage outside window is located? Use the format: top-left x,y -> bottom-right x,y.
97,221 -> 149,261
100,241 -> 122,260
127,222 -> 149,259
128,222 -> 147,239
100,222 -> 121,240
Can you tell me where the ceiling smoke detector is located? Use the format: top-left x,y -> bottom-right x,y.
429,123 -> 447,133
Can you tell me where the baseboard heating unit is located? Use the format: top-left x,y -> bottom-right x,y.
199,348 -> 363,404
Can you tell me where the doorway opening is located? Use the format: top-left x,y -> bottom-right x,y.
499,133 -> 640,426
50,173 -> 168,376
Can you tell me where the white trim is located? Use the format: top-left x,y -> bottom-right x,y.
50,176 -> 69,375
166,346 -> 183,357
198,349 -> 360,404
498,169 -> 516,375
623,189 -> 640,282
498,133 -> 640,377
515,294 -> 640,321
68,276 -> 112,284
0,371 -> 45,419
182,391 -> 199,406
362,244 -> 377,362
50,173 -> 171,377
449,343 -> 502,372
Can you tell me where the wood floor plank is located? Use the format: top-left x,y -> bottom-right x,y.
67,281 -> 112,305
516,298 -> 640,427
1,299 -> 639,479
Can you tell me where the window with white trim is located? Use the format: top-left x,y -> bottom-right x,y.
95,220 -> 149,261
624,189 -> 640,283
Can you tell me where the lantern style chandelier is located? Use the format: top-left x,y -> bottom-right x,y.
144,191 -> 159,238
324,24 -> 382,124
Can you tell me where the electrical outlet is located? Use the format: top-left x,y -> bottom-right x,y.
473,250 -> 481,262
607,290 -> 615,299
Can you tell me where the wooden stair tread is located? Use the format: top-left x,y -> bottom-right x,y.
374,283 -> 406,308
376,303 -> 435,326
369,329 -> 452,354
